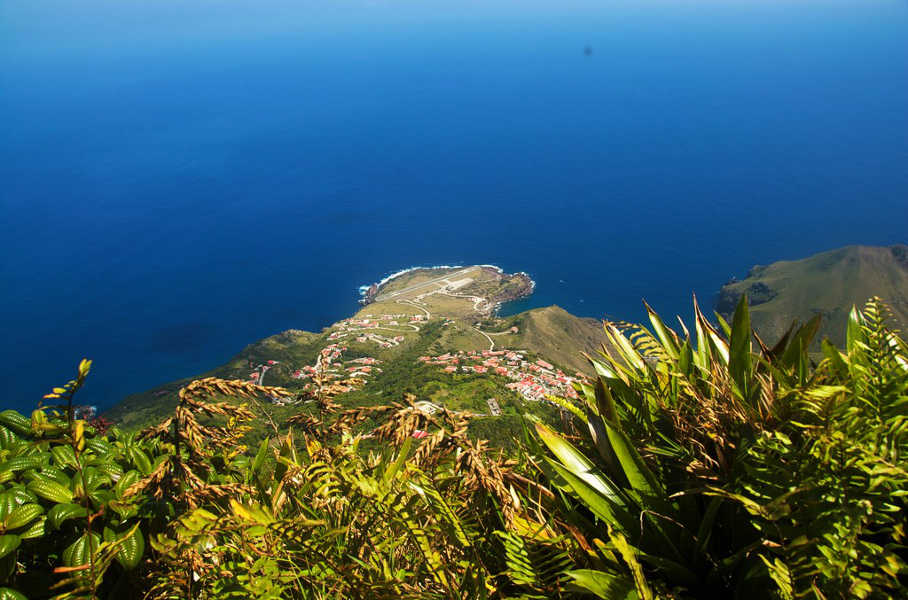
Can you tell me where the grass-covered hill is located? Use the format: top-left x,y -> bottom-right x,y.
717,244 -> 908,345
105,267 -> 610,439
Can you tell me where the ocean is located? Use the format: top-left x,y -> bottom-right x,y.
2,0 -> 907,412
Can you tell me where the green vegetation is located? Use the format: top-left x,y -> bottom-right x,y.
3,296 -> 905,599
107,273 -> 609,433
717,245 -> 908,347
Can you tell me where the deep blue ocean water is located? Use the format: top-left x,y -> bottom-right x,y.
2,0 -> 907,412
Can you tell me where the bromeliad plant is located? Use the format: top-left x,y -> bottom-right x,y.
534,297 -> 907,599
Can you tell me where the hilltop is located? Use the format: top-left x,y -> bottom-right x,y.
106,266 -> 609,443
717,244 -> 908,345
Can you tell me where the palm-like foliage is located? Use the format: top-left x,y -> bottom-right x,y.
534,297 -> 907,599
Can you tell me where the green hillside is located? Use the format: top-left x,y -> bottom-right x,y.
105,267 -> 609,439
717,244 -> 908,345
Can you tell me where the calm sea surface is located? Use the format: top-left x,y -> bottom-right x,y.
2,0 -> 907,412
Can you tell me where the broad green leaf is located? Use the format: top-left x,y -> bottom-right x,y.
129,447 -> 152,475
27,478 -> 72,504
566,569 -> 637,599
781,315 -> 821,370
0,495 -> 14,522
603,421 -> 662,500
678,340 -> 693,376
548,461 -> 630,530
104,524 -> 145,570
47,503 -> 88,530
590,357 -> 621,381
0,456 -> 44,474
383,436 -> 412,484
0,587 -> 27,600
694,296 -> 729,365
0,535 -> 20,560
0,412 -> 31,437
115,470 -> 140,498
535,422 -> 594,473
62,532 -> 100,567
18,516 -> 44,540
4,504 -> 43,530
49,445 -> 78,469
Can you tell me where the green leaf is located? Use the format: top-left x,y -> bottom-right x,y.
4,504 -> 43,530
821,339 -> 848,376
18,517 -> 44,540
104,525 -> 144,570
0,495 -> 13,522
566,569 -> 638,599
0,536 -> 20,560
62,532 -> 100,567
0,456 -> 45,474
728,294 -> 752,399
645,301 -> 679,360
129,447 -> 152,475
0,413 -> 31,437
50,445 -> 78,469
678,340 -> 693,376
252,438 -> 269,474
714,311 -> 732,338
115,470 -> 140,498
27,478 -> 72,504
535,422 -> 595,475
603,421 -> 662,500
547,461 -> 631,530
47,503 -> 88,530
605,325 -> 646,372
0,587 -> 27,600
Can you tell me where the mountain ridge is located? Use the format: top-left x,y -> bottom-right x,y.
716,244 -> 908,345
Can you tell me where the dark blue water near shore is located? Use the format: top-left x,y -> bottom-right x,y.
2,1 -> 907,412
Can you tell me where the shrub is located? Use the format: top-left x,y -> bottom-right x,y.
533,297 -> 907,599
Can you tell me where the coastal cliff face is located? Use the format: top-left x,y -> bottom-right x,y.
716,245 -> 908,346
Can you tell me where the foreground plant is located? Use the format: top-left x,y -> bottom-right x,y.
535,297 -> 907,599
1,362 -> 578,599
0,360 -> 147,600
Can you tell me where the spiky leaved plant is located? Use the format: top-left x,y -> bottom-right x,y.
533,296 -> 906,599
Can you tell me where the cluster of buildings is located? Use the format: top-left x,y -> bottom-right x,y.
291,344 -> 383,382
325,313 -> 427,348
418,349 -> 582,403
246,344 -> 384,406
248,359 -> 279,385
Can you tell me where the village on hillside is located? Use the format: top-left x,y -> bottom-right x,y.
248,342 -> 384,406
240,267 -> 580,413
418,349 -> 584,403
326,312 -> 427,348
